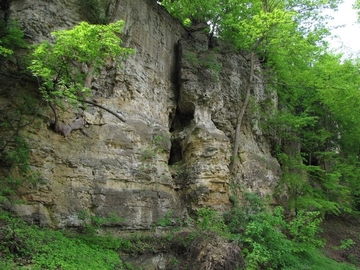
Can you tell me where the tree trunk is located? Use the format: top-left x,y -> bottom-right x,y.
229,50 -> 257,174
48,101 -> 60,133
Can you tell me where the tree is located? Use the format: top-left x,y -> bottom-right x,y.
309,55 -> 360,211
28,21 -> 134,135
161,0 -> 340,173
222,5 -> 298,172
267,49 -> 360,215
162,0 -> 360,215
161,0 -> 222,27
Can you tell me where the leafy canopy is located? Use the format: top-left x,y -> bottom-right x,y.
29,20 -> 134,104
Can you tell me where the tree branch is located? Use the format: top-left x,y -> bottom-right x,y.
81,99 -> 126,123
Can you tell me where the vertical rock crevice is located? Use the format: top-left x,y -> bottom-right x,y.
168,25 -> 232,212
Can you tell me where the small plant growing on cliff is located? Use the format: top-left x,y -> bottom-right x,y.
77,210 -> 123,235
0,19 -> 28,57
196,208 -> 229,237
156,210 -> 173,227
139,134 -> 170,162
183,51 -> 221,80
152,134 -> 171,153
28,21 -> 134,135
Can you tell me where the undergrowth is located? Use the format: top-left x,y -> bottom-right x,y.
222,193 -> 358,270
0,212 -> 135,270
0,195 -> 359,270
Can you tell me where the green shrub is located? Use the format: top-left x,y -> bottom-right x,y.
77,210 -> 123,235
156,210 -> 174,227
224,193 -> 324,269
241,206 -> 294,269
196,208 -> 230,237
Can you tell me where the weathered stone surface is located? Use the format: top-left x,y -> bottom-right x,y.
5,0 -> 187,229
187,233 -> 243,269
3,0 -> 280,229
10,0 -> 81,41
126,253 -> 177,270
171,28 -> 280,211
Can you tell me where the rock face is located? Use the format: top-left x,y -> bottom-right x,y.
2,0 -> 280,228
171,26 -> 280,212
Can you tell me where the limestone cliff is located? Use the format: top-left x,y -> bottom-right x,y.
1,0 -> 280,229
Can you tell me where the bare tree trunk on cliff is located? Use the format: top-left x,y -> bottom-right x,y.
229,39 -> 262,173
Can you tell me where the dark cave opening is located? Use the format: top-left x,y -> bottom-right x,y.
168,104 -> 194,165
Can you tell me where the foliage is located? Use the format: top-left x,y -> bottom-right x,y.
0,19 -> 27,57
0,204 -> 356,270
275,151 -> 351,215
183,50 -> 222,79
268,53 -> 360,215
333,238 -> 355,251
77,210 -> 123,235
0,213 -> 131,269
29,20 -> 134,106
224,193 -> 324,269
284,249 -> 358,270
355,0 -> 360,22
156,210 -> 174,227
0,136 -> 39,202
195,208 -> 230,237
0,19 -> 30,81
161,0 -> 222,33
0,20 -> 41,203
0,94 -> 41,203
